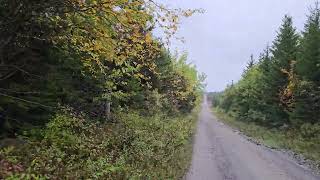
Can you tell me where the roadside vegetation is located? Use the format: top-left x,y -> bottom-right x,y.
210,3 -> 320,167
213,108 -> 320,165
0,0 -> 204,178
0,110 -> 199,179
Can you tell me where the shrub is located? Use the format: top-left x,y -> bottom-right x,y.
0,109 -> 197,179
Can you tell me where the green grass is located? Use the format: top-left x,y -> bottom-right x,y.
213,108 -> 320,169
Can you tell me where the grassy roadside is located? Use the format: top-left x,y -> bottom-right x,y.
0,108 -> 199,179
213,107 -> 320,169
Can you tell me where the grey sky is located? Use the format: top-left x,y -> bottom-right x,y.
157,0 -> 317,92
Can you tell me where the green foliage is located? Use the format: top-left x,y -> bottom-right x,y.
215,11 -> 318,128
0,0 -> 204,178
151,50 -> 204,114
290,80 -> 320,126
207,92 -> 223,107
297,3 -> 320,82
212,2 -> 320,165
0,108 -> 198,179
271,15 -> 300,71
290,4 -> 320,127
0,0 -> 203,135
267,15 -> 299,125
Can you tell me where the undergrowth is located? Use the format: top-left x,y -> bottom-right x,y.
0,108 -> 198,179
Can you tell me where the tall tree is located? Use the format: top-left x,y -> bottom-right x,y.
242,54 -> 255,76
291,3 -> 320,126
215,6 -> 320,130
271,15 -> 300,72
297,3 -> 320,83
267,15 -> 299,126
0,0 -> 200,135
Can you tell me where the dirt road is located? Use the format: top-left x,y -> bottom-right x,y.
186,98 -> 320,180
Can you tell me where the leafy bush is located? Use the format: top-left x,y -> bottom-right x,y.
0,108 -> 198,179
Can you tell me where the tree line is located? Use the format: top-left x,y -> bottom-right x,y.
213,4 -> 320,131
0,1 -> 204,178
0,0 -> 204,136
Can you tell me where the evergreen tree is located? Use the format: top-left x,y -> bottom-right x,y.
258,46 -> 272,74
271,15 -> 300,72
243,54 -> 255,76
290,81 -> 320,126
297,3 -> 320,83
264,15 -> 299,126
252,47 -> 282,126
291,3 -> 320,126
215,4 -> 320,138
0,0 -> 201,135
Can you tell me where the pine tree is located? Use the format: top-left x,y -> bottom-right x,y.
216,6 -> 320,130
258,47 -> 272,92
258,46 -> 271,74
271,15 -> 300,71
242,54 -> 255,77
291,3 -> 320,126
297,2 -> 320,83
253,46 -> 282,126
264,15 -> 299,126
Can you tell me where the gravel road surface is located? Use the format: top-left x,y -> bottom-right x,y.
186,97 -> 320,180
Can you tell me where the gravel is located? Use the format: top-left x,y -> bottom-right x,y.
186,98 -> 320,180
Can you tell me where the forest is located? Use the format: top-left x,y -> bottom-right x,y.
212,4 -> 320,166
0,0 -> 204,178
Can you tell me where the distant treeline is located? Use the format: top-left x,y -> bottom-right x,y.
212,4 -> 320,130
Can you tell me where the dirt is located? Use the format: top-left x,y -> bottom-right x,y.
186,97 -> 320,180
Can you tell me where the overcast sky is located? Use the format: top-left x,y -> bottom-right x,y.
156,0 -> 317,92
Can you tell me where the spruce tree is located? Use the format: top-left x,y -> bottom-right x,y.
297,3 -> 320,83
258,47 -> 272,93
266,15 -> 299,126
271,15 -> 300,72
291,3 -> 320,126
255,47 -> 282,126
243,54 -> 255,76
